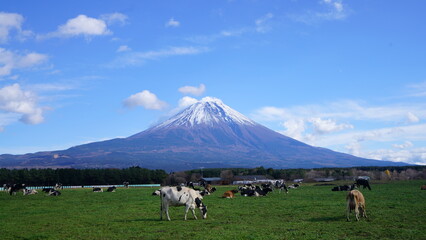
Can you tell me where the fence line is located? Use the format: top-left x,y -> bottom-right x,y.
2,184 -> 160,190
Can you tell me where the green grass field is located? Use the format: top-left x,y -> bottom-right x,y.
1,180 -> 425,240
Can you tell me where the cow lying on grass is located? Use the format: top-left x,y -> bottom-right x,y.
160,186 -> 207,221
346,190 -> 367,221
222,189 -> 238,198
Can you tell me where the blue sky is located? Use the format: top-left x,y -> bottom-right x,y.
1,0 -> 425,165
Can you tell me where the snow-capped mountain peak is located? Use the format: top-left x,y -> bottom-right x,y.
153,96 -> 256,129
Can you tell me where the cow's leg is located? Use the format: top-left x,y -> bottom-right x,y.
160,201 -> 163,220
346,204 -> 351,221
190,207 -> 197,220
355,205 -> 360,221
361,205 -> 367,218
165,205 -> 171,221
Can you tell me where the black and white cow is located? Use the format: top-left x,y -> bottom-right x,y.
42,188 -> 55,193
160,186 -> 207,221
9,184 -> 26,195
107,186 -> 116,192
93,187 -> 103,192
355,179 -> 371,190
49,190 -> 61,196
275,180 -> 288,193
24,189 -> 38,195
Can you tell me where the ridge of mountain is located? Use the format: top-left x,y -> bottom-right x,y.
0,97 -> 408,171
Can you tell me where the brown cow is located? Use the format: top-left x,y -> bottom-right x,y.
421,185 -> 426,190
222,189 -> 238,198
346,190 -> 367,221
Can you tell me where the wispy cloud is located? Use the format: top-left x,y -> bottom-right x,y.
252,99 -> 426,164
165,18 -> 180,27
187,13 -> 274,44
100,13 -> 128,26
0,12 -> 33,43
110,46 -> 209,67
288,0 -> 348,24
0,48 -> 49,77
117,45 -> 131,53
178,84 -> 206,96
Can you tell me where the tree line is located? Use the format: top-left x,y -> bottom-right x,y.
0,167 -> 167,186
2,165 -> 425,187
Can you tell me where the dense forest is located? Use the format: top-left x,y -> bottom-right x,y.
1,165 -> 425,187
0,167 -> 167,186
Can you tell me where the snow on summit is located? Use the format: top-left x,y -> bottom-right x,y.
153,97 -> 256,129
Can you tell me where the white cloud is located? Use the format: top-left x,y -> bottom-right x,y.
393,141 -> 413,149
255,13 -> 274,33
406,112 -> 420,123
309,117 -> 353,134
289,0 -> 348,24
166,18 -> 180,27
111,46 -> 209,67
117,45 -> 131,53
100,13 -> 128,25
0,12 -> 33,43
0,84 -> 45,125
123,90 -> 167,110
0,48 -> 48,77
178,96 -> 198,109
281,119 -> 306,141
40,15 -> 111,39
178,84 -> 206,96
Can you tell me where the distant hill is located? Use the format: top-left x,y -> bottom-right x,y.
0,97 -> 408,171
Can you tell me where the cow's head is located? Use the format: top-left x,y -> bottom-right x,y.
195,197 -> 207,219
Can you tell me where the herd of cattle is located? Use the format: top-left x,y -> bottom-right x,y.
5,179 -> 425,222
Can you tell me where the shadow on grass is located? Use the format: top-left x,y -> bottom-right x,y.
308,215 -> 345,222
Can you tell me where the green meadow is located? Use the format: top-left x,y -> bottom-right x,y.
0,180 -> 425,240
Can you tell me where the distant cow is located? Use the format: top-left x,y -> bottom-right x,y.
275,180 -> 288,193
160,186 -> 207,221
332,184 -> 355,191
93,187 -> 103,192
421,185 -> 426,190
222,189 -> 239,198
107,186 -> 116,192
346,190 -> 367,221
24,189 -> 38,195
123,182 -> 129,188
49,190 -> 61,196
42,188 -> 55,193
9,184 -> 26,195
355,179 -> 371,190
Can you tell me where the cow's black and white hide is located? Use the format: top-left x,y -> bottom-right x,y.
42,188 -> 55,193
123,182 -> 130,188
160,186 -> 207,221
288,184 -> 300,189
54,183 -> 63,190
9,184 -> 26,195
152,189 -> 161,196
49,190 -> 61,196
23,189 -> 38,195
255,186 -> 272,196
93,187 -> 103,192
332,184 -> 355,191
355,179 -> 371,190
107,186 -> 116,192
274,181 -> 288,193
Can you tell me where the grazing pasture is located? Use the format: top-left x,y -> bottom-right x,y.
0,180 -> 425,239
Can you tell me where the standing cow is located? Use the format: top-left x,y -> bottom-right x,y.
346,190 -> 367,221
160,186 -> 207,221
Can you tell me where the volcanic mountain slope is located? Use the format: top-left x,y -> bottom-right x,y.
0,97 -> 407,170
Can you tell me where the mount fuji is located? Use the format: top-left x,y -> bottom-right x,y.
0,97 -> 407,171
